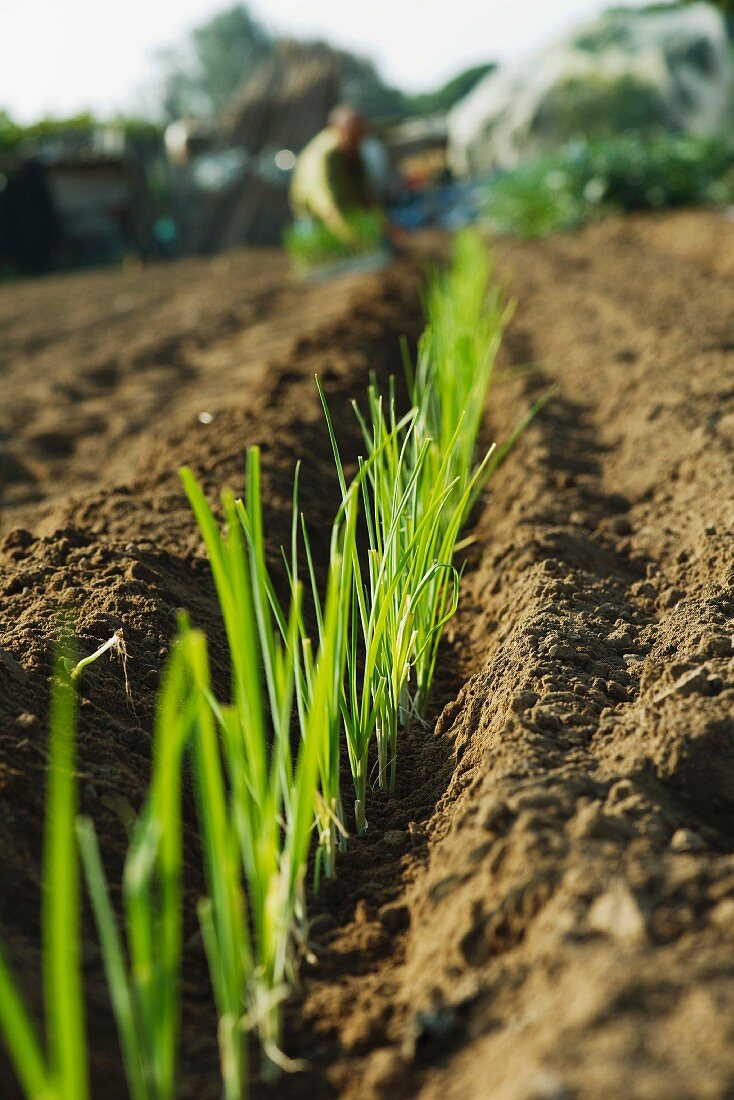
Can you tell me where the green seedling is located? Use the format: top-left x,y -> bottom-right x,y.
0,647 -> 87,1100
76,624 -> 194,1100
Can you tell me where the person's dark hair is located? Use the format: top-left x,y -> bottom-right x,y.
328,104 -> 367,131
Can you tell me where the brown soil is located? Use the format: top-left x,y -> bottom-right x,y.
1,210 -> 733,1099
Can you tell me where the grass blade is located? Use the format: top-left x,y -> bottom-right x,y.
44,657 -> 87,1100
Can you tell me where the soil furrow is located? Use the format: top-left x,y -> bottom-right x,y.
0,211 -> 732,1099
0,258 -> 427,1097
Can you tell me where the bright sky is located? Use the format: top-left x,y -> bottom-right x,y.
2,0 -> 649,123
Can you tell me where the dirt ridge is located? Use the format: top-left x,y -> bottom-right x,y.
326,217 -> 734,1100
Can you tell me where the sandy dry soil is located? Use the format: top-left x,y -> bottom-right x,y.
0,209 -> 733,1099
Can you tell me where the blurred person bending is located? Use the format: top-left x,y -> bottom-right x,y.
290,105 -> 381,244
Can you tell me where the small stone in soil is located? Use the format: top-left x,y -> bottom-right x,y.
15,712 -> 39,728
661,667 -> 717,699
670,828 -> 706,854
587,878 -> 647,944
660,588 -> 684,609
606,681 -> 630,703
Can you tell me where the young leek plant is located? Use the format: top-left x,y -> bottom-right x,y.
76,624 -> 194,1100
0,648 -> 88,1100
181,454 -> 352,1074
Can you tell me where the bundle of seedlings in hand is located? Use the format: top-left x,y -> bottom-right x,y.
283,209 -> 385,275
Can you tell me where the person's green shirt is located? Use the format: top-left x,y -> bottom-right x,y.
290,128 -> 375,243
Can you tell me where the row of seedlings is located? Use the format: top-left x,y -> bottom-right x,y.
0,232 -> 518,1097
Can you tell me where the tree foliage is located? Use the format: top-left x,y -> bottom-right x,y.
154,4 -> 495,122
158,5 -> 273,120
402,63 -> 497,116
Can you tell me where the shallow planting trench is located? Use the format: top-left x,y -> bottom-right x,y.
1,211 -> 733,1098
0,254 -> 439,1097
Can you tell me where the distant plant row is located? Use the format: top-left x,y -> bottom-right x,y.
484,132 -> 734,238
0,111 -> 161,157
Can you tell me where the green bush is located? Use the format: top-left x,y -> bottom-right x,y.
0,110 -> 159,156
530,74 -> 671,143
484,132 -> 734,238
